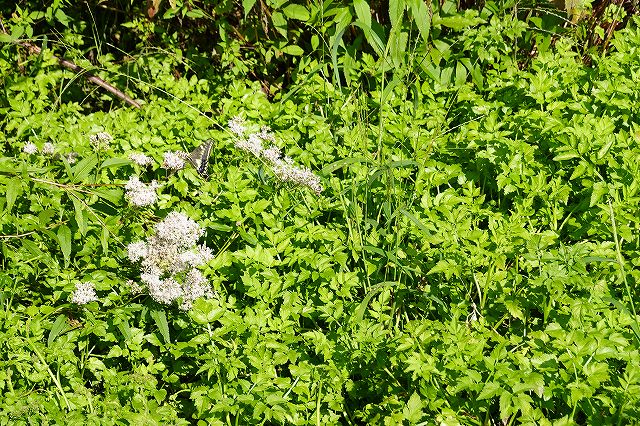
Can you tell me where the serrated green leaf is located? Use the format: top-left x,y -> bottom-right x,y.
70,195 -> 88,236
48,315 -> 69,346
409,0 -> 431,45
478,382 -> 502,400
353,0 -> 371,27
389,0 -> 405,28
4,177 -> 22,214
71,155 -> 98,182
504,299 -> 524,321
91,188 -> 123,205
57,225 -> 72,267
589,181 -> 608,207
100,158 -> 130,169
150,309 -> 170,344
403,392 -> 423,422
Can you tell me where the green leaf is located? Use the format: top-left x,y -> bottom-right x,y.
597,136 -> 615,160
409,0 -> 431,45
389,0 -> 405,28
353,21 -> 385,57
70,195 -> 88,236
283,4 -> 310,21
100,158 -> 130,169
398,208 -> 431,236
189,299 -> 225,325
353,0 -> 372,28
271,11 -> 288,37
388,28 -> 408,68
434,13 -> 482,30
71,155 -> 98,183
150,309 -> 170,344
0,25 -> 24,42
242,0 -> 257,16
589,181 -> 608,207
48,315 -> 69,346
281,45 -> 305,56
403,392 -> 423,422
57,225 -> 72,267
553,150 -> 580,161
116,320 -> 132,341
354,281 -> 398,323
4,178 -> 22,214
91,188 -> 123,205
478,382 -> 502,400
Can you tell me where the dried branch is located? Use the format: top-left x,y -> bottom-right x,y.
0,19 -> 141,109
17,40 -> 142,109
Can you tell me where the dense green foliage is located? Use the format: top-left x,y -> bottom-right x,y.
2,0 -> 640,424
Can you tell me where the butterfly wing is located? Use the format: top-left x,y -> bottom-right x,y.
187,140 -> 212,178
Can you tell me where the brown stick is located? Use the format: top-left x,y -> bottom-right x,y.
18,40 -> 142,109
0,19 -> 141,109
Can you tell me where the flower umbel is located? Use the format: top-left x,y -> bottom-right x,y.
89,132 -> 113,150
129,152 -> 154,167
125,175 -> 160,207
127,212 -> 214,310
228,119 -> 323,194
162,151 -> 186,171
42,142 -> 55,156
23,142 -> 38,154
71,282 -> 98,305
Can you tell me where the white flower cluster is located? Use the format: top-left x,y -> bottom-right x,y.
71,282 -> 98,305
162,151 -> 186,171
89,132 -> 113,150
125,175 -> 160,207
65,152 -> 79,164
23,142 -> 38,154
22,141 -> 77,163
228,116 -> 323,194
128,152 -> 154,167
42,142 -> 55,156
127,212 -> 214,310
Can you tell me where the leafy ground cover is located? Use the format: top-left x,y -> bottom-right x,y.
2,1 -> 640,424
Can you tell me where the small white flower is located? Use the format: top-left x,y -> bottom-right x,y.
272,159 -> 323,194
42,142 -> 55,155
179,269 -> 213,310
155,211 -> 204,248
89,132 -> 113,150
66,152 -> 79,164
148,277 -> 183,305
23,142 -> 38,154
262,146 -> 282,164
125,175 -> 160,207
179,245 -> 214,267
258,126 -> 276,143
235,133 -> 264,157
127,241 -> 149,262
129,152 -> 153,167
228,116 -> 246,136
71,282 -> 98,305
162,151 -> 186,171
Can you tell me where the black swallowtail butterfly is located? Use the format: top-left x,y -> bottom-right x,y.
186,140 -> 212,178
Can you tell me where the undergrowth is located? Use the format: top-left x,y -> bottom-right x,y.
2,0 -> 640,425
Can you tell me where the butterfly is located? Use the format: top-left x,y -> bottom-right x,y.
186,140 -> 213,178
